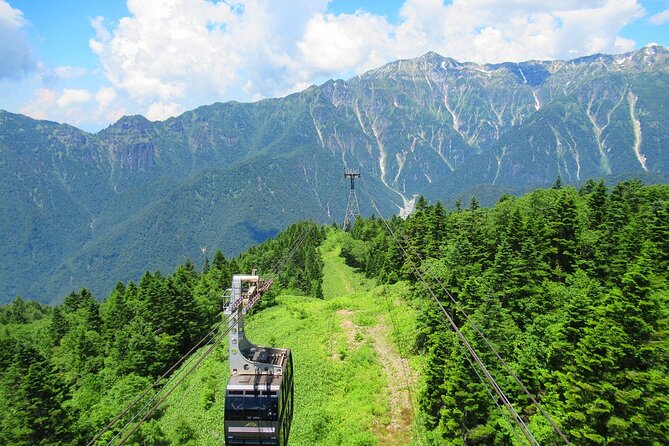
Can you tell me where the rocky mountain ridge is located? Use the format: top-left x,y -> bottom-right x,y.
1,45 -> 668,303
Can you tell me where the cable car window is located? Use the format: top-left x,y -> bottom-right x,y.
225,396 -> 246,420
244,395 -> 279,421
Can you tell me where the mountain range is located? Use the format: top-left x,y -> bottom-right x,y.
1,45 -> 668,304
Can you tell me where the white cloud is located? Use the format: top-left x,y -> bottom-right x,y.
92,87 -> 127,123
648,9 -> 669,25
298,12 -> 393,74
89,0 -> 330,119
34,0 -> 642,129
146,101 -> 182,121
0,0 -> 36,79
57,88 -> 92,107
95,87 -> 116,108
389,0 -> 645,62
19,88 -> 58,120
20,87 -> 95,126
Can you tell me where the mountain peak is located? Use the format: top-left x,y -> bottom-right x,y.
419,51 -> 443,61
98,114 -> 156,137
642,43 -> 667,52
114,114 -> 152,128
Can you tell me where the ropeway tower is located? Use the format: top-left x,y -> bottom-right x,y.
343,170 -> 361,231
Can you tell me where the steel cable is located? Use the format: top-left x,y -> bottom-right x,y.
360,181 -> 539,445
360,179 -> 571,444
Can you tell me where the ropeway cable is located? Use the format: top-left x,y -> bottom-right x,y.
365,182 -> 571,445
111,293 -> 257,445
87,312 -> 233,446
419,260 -> 571,445
113,225 -> 320,445
361,184 -> 539,446
114,320 -> 235,445
337,177 -> 516,443
360,179 -> 571,445
100,187 -> 341,444
455,335 -> 526,445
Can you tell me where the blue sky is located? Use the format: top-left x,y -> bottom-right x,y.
1,0 -> 667,131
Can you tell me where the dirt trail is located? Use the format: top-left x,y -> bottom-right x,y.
337,309 -> 357,349
337,310 -> 416,445
324,240 -> 416,444
369,317 -> 416,446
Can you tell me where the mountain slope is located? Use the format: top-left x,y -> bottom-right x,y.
1,45 -> 668,303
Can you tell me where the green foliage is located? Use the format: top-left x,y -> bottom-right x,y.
343,180 -> 669,444
0,296 -> 50,324
0,220 -> 327,444
1,178 -> 668,445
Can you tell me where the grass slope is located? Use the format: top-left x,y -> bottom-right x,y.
155,231 -> 421,445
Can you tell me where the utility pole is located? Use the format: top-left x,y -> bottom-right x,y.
343,170 -> 361,230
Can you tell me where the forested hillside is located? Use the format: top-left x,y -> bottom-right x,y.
0,221 -> 325,445
1,179 -> 667,445
342,178 -> 669,444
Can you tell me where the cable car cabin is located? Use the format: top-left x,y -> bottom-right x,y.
223,274 -> 294,446
224,347 -> 293,445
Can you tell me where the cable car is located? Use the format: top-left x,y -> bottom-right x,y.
224,274 -> 294,446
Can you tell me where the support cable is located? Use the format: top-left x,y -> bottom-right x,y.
454,327 -> 527,445
115,322 -> 233,445
420,261 -> 571,445
361,184 -> 539,446
360,180 -> 571,445
87,313 -> 233,446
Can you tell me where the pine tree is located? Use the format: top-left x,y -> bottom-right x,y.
549,190 -> 579,278
587,180 -> 608,229
2,341 -> 70,445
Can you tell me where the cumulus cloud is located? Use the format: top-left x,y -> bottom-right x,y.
20,87 -> 95,126
92,87 -> 127,123
79,0 -> 648,125
57,88 -> 92,107
19,88 -> 58,120
390,0 -> 644,62
89,0 -> 330,120
0,0 -> 36,79
298,12 -> 393,74
95,87 -> 116,108
648,9 -> 669,25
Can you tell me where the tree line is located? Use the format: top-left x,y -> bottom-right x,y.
341,179 -> 668,445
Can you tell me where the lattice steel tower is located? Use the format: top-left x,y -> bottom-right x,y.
343,170 -> 361,230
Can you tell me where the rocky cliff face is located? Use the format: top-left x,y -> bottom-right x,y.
306,45 -> 669,207
1,46 -> 668,303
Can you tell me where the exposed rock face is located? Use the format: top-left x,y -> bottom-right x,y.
1,46 -> 668,303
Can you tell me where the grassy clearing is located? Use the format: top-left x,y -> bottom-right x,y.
157,230 -> 422,445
